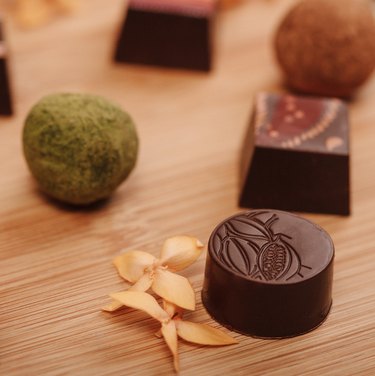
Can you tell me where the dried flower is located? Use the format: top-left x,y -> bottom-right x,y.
103,236 -> 204,311
110,291 -> 237,372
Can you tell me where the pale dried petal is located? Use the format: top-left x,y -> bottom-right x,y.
129,273 -> 153,292
163,300 -> 184,319
152,269 -> 195,310
161,321 -> 179,372
175,320 -> 237,345
102,274 -> 153,312
101,299 -> 123,312
103,274 -> 153,312
113,251 -> 156,283
110,291 -> 169,322
160,236 -> 204,271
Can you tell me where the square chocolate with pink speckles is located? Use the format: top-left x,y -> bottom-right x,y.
254,93 -> 348,153
240,92 -> 350,215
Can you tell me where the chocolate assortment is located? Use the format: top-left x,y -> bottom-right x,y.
202,210 -> 334,338
239,92 -> 350,215
8,1 -> 370,371
114,0 -> 216,71
0,21 -> 12,116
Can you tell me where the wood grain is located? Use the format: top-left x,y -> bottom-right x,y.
1,0 -> 375,375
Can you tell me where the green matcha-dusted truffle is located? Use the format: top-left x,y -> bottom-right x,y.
23,93 -> 139,205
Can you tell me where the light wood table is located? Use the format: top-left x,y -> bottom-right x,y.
1,0 -> 375,375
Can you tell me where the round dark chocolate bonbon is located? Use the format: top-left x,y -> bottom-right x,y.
202,210 -> 334,338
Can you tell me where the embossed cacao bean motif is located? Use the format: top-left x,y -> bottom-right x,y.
216,211 -> 311,282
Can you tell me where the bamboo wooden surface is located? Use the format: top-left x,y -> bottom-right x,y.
1,0 -> 375,375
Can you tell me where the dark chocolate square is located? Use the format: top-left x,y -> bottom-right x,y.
114,0 -> 216,71
0,21 -> 12,116
239,92 -> 350,215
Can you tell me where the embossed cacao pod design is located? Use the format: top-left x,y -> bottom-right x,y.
216,212 -> 310,281
259,242 -> 288,281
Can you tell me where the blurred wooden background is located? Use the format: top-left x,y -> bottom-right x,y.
1,0 -> 374,375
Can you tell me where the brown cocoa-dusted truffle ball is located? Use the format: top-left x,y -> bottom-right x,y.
274,0 -> 375,97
